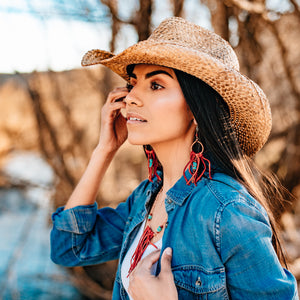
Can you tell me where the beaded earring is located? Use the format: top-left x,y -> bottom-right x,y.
145,145 -> 162,182
183,127 -> 212,185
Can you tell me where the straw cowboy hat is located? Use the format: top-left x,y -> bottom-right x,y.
82,17 -> 271,157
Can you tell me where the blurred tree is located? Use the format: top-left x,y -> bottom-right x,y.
100,0 -> 153,47
2,0 -> 299,297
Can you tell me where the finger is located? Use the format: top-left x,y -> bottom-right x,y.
106,101 -> 126,119
114,109 -> 127,130
128,250 -> 161,291
159,247 -> 173,278
112,86 -> 129,92
107,88 -> 129,103
137,249 -> 161,273
110,101 -> 126,111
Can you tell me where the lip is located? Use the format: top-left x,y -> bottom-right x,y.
126,112 -> 147,124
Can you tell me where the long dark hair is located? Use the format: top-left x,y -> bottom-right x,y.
174,69 -> 288,266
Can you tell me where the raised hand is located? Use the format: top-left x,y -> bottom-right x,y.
97,87 -> 129,153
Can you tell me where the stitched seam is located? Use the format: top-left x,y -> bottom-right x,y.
70,209 -> 79,233
215,203 -> 224,254
207,181 -> 236,254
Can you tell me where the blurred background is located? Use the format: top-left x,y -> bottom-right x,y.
0,0 -> 299,299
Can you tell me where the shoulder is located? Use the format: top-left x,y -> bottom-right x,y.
206,172 -> 268,217
206,173 -> 272,246
193,173 -> 272,255
188,172 -> 270,227
206,173 -> 251,203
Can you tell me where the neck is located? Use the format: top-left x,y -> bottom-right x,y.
152,138 -> 192,191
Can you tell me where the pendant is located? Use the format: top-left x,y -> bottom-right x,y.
156,225 -> 163,232
127,225 -> 157,277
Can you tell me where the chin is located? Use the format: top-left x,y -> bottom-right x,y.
127,138 -> 147,146
127,133 -> 150,146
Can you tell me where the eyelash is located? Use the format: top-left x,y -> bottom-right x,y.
151,81 -> 163,90
126,81 -> 163,91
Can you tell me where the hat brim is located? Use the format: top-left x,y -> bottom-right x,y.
82,41 -> 271,157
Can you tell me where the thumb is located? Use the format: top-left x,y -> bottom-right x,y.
139,249 -> 161,272
160,247 -> 173,277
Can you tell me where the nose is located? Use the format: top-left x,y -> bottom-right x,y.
124,88 -> 143,106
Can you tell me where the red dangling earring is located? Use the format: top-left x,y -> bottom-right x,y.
183,127 -> 212,185
145,146 -> 162,182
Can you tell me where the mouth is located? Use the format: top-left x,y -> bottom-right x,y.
126,113 -> 147,123
127,117 -> 147,122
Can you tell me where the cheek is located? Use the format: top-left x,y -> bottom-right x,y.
152,94 -> 192,133
161,93 -> 191,122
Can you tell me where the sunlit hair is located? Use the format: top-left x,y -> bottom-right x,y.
174,68 -> 288,266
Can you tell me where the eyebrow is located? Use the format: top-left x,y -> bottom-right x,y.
129,69 -> 173,79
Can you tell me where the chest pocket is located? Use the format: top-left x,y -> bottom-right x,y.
173,265 -> 228,300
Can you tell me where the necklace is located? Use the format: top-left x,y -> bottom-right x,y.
127,188 -> 168,276
146,188 -> 168,233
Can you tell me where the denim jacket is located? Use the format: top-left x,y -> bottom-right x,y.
50,171 -> 298,299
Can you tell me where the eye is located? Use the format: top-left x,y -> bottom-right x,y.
126,83 -> 134,91
151,81 -> 163,90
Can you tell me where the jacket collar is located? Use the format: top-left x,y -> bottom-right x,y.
166,169 -> 197,206
145,169 -> 200,207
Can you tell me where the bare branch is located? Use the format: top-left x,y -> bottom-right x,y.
225,0 -> 300,103
290,0 -> 300,18
207,0 -> 230,40
100,0 -> 121,52
16,72 -> 76,187
134,0 -> 153,41
170,0 -> 185,17
225,0 -> 265,14
265,20 -> 300,103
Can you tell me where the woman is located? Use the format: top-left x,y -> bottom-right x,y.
50,17 -> 298,299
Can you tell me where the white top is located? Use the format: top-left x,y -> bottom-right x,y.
121,219 -> 162,299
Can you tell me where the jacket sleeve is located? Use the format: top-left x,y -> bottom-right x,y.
50,196 -> 132,267
219,198 -> 298,299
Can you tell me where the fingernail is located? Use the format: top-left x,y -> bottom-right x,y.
165,247 -> 172,256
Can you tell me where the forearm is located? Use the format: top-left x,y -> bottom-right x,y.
64,146 -> 116,210
63,86 -> 129,210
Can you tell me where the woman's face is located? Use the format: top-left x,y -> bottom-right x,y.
125,64 -> 195,147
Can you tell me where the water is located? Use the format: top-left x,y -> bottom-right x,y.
0,151 -> 84,300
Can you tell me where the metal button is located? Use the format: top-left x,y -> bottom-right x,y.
167,199 -> 172,204
195,277 -> 202,286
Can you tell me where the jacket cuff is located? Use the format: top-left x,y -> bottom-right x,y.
51,203 -> 98,234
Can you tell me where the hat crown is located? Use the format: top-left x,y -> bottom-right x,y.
148,17 -> 240,71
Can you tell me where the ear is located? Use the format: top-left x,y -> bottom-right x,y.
193,118 -> 198,126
